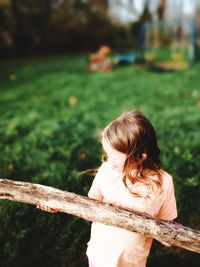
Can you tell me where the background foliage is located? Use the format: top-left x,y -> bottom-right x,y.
0,0 -> 118,56
0,56 -> 200,266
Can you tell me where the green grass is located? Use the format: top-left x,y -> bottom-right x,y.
0,55 -> 200,267
144,47 -> 190,63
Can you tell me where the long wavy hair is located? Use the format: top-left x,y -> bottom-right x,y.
102,109 -> 162,196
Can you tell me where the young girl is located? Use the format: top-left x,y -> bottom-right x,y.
86,109 -> 177,267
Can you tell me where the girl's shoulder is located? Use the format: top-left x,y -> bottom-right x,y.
127,169 -> 173,199
96,161 -> 117,179
159,169 -> 174,189
99,161 -> 122,175
98,161 -> 112,173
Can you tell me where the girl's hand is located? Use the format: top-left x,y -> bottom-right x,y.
36,204 -> 58,213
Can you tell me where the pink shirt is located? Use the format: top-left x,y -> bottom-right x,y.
86,162 -> 177,267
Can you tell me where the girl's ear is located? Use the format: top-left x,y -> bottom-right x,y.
142,153 -> 147,160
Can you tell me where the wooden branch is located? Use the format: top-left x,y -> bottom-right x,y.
0,178 -> 200,254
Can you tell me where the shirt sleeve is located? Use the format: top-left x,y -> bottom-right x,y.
88,163 -> 105,201
157,176 -> 178,221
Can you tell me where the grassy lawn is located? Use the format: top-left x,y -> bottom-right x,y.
0,55 -> 200,267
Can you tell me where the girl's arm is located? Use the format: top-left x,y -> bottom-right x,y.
87,163 -> 105,202
88,176 -> 103,201
88,190 -> 103,201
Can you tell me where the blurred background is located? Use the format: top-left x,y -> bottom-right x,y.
0,0 -> 200,58
0,0 -> 200,266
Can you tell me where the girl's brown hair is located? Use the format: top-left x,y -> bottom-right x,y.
102,110 -> 162,196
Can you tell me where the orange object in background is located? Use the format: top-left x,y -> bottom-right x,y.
87,45 -> 112,72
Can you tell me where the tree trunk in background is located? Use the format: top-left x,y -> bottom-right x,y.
10,0 -> 25,52
157,0 -> 166,21
10,0 -> 24,34
43,0 -> 51,46
10,0 -> 52,53
0,178 -> 200,254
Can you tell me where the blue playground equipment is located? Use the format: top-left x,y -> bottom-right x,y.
115,53 -> 136,64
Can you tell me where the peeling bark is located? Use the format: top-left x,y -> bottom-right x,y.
0,178 -> 200,254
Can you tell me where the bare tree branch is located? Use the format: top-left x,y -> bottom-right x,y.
0,178 -> 200,254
